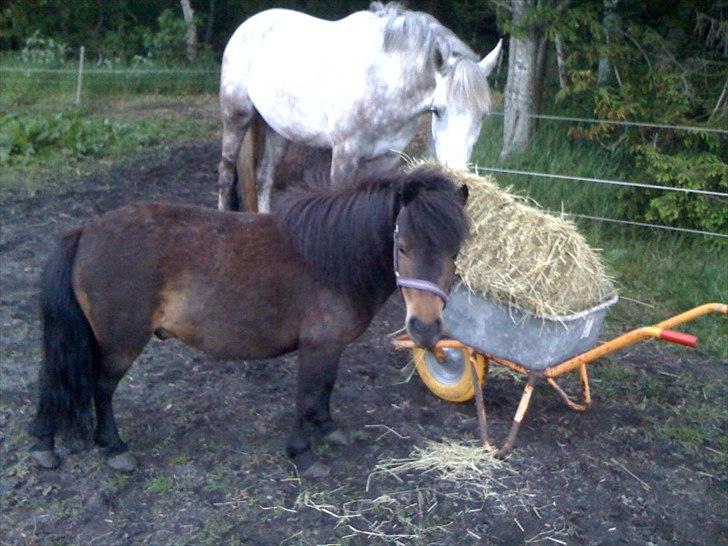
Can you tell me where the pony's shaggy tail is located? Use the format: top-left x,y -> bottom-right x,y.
29,228 -> 99,443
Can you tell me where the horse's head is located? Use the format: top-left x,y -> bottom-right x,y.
430,39 -> 502,168
395,167 -> 470,349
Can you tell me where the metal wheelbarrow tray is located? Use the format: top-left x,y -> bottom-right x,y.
393,285 -> 727,457
444,283 -> 618,370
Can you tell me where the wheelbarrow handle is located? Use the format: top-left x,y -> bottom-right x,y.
659,329 -> 698,348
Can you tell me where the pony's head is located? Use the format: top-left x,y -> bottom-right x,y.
395,166 -> 469,349
430,39 -> 502,169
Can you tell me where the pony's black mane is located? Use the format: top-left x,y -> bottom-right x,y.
278,166 -> 469,307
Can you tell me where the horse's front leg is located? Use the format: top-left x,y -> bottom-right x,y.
330,145 -> 361,187
287,345 -> 344,478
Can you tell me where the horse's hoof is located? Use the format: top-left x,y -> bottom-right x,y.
301,461 -> 330,479
322,429 -> 350,447
31,449 -> 60,469
107,452 -> 137,472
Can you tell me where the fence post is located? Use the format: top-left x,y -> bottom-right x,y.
75,46 -> 85,105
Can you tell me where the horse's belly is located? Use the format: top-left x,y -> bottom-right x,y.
156,283 -> 301,361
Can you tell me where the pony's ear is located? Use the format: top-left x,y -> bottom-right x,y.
457,184 -> 469,206
479,39 -> 503,77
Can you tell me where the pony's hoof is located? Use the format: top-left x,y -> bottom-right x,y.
301,461 -> 330,479
31,449 -> 60,469
107,451 -> 137,472
322,429 -> 350,447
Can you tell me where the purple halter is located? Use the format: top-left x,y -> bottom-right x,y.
393,224 -> 450,305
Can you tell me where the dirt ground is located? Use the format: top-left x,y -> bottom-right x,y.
1,139 -> 726,545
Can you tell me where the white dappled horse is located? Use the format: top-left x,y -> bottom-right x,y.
218,2 -> 502,212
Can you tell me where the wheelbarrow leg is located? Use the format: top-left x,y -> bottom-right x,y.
495,375 -> 538,458
579,364 -> 592,407
546,364 -> 592,412
469,354 -> 492,450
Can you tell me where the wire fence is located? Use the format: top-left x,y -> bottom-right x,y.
489,111 -> 728,134
2,63 -> 725,239
472,165 -> 727,239
0,62 -> 221,102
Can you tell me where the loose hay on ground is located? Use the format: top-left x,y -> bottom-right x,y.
370,440 -> 510,484
406,160 -> 617,317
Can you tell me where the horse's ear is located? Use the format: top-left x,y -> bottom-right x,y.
457,184 -> 469,206
479,39 -> 503,77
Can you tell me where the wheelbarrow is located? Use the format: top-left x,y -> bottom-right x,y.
393,283 -> 727,457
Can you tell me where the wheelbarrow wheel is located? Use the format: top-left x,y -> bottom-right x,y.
413,347 -> 487,403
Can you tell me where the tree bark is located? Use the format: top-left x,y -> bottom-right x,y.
180,0 -> 197,62
555,35 -> 569,89
501,0 -> 537,160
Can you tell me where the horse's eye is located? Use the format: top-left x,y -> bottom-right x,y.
430,107 -> 441,118
398,246 -> 407,255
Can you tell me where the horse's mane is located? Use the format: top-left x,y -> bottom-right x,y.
371,2 -> 476,65
278,166 -> 469,301
369,2 -> 490,112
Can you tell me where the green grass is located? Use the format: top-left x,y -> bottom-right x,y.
472,117 -> 727,355
0,95 -> 219,201
144,475 -> 173,494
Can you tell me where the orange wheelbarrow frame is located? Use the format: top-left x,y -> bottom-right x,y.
393,303 -> 727,457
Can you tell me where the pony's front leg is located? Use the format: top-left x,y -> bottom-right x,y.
287,345 -> 344,478
330,145 -> 361,187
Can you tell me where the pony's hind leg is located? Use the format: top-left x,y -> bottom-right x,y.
218,99 -> 255,211
287,346 -> 344,478
94,352 -> 139,472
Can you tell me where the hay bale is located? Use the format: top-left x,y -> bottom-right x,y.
410,161 -> 617,317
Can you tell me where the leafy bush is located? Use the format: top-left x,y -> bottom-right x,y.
20,31 -> 68,66
142,9 -> 188,63
0,110 -> 145,164
557,15 -> 727,239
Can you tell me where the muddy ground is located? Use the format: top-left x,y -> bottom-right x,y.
1,139 -> 726,545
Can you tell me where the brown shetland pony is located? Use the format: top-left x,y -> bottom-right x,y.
29,166 -> 469,477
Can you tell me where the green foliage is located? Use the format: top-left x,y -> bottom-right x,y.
142,9 -> 189,64
551,2 -> 727,238
0,110 -> 143,164
20,31 -> 68,66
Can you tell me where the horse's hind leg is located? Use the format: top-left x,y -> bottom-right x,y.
256,126 -> 288,213
287,346 -> 344,477
94,352 -> 138,472
218,99 -> 255,211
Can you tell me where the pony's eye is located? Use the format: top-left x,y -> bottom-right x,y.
429,107 -> 441,118
398,246 -> 407,255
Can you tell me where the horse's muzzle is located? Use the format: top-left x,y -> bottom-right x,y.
406,316 -> 443,350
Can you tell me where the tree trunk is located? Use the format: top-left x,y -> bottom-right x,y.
204,0 -> 216,45
532,33 -> 549,130
597,0 -> 618,85
501,0 -> 537,160
555,35 -> 568,89
180,0 -> 197,62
